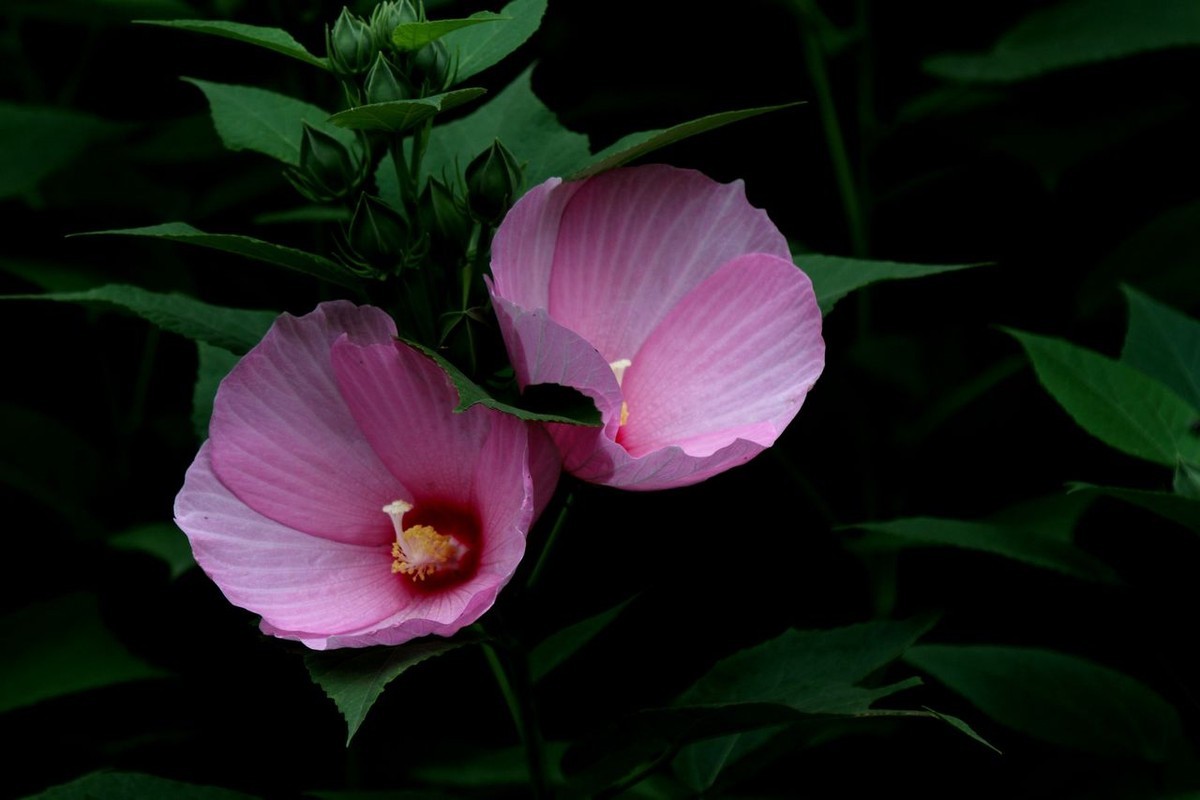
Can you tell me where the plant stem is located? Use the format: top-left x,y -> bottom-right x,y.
525,489 -> 574,592
409,118 -> 433,197
796,0 -> 868,258
483,642 -> 551,798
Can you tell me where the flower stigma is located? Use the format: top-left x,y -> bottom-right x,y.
383,500 -> 467,581
609,358 -> 632,427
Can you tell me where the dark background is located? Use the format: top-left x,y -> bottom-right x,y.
2,0 -> 1199,797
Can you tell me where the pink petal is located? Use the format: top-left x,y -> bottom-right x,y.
526,425 -> 562,520
209,301 -> 404,546
550,429 -> 769,491
619,253 -> 824,456
176,443 -> 413,646
543,165 -> 791,363
331,338 -> 498,505
489,177 -> 584,311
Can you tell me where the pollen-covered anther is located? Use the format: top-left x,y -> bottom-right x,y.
383,500 -> 467,582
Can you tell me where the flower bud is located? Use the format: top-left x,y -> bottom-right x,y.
410,40 -> 453,93
365,52 -> 409,104
283,122 -> 361,203
326,7 -> 375,76
370,0 -> 418,52
465,139 -> 523,225
347,193 -> 410,271
420,178 -> 472,264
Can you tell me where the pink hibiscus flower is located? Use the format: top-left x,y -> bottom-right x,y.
489,164 -> 825,491
174,301 -> 558,650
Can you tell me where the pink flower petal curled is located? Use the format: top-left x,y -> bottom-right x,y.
619,253 -> 824,457
176,302 -> 558,649
489,165 -> 825,491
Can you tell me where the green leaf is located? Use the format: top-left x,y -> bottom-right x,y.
924,0 -> 1200,83
670,616 -> 934,792
1086,201 -> 1200,315
79,222 -> 357,288
0,594 -> 166,714
845,493 -> 1118,583
678,616 -> 934,714
530,598 -> 632,682
442,0 -> 547,82
305,638 -> 473,744
0,259 -> 108,292
421,67 -> 588,188
673,726 -> 778,794
136,19 -> 328,69
391,13 -> 506,51
0,102 -> 124,199
374,152 -> 403,211
192,341 -> 239,440
922,707 -> 1003,754
7,283 -> 277,353
1121,286 -> 1200,411
328,88 -> 486,133
905,645 -> 1185,761
406,341 -> 601,425
1070,482 -> 1200,535
1175,461 -> 1200,500
183,78 -> 354,165
26,771 -> 257,800
109,522 -> 197,579
569,102 -> 802,180
796,252 -> 987,315
1007,328 -> 1200,467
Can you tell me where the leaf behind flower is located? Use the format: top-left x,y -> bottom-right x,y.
305,638 -> 475,745
795,252 -> 989,315
405,340 -> 601,426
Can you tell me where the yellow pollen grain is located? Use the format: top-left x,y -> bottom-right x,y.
619,401 -> 629,427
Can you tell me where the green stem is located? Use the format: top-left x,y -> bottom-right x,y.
468,220 -> 493,309
483,642 -> 551,798
796,0 -> 868,258
408,118 -> 433,197
525,490 -> 574,592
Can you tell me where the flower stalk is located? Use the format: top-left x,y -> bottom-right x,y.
483,639 -> 551,799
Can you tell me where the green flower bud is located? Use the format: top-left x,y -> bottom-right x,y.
410,39 -> 453,93
420,177 -> 472,264
283,122 -> 361,203
365,52 -> 409,104
465,139 -> 523,225
326,7 -> 375,76
347,193 -> 410,271
370,0 -> 418,52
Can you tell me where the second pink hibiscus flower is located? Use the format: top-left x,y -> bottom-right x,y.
489,164 -> 825,491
